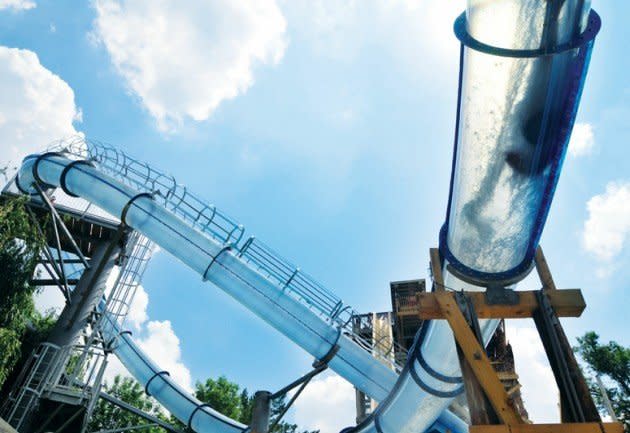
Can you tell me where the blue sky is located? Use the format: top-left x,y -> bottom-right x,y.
0,0 -> 628,430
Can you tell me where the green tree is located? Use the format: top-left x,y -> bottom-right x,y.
0,196 -> 46,389
195,376 -> 243,420
90,374 -> 318,433
194,375 -> 318,433
88,375 -> 171,433
575,332 -> 629,430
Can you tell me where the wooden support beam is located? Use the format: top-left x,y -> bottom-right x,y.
497,372 -> 519,381
434,291 -> 523,426
430,248 -> 445,291
400,289 -> 585,320
469,422 -> 624,433
532,291 -> 601,423
535,247 -> 557,291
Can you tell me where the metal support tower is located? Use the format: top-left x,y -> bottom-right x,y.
0,179 -> 154,433
412,247 -> 624,433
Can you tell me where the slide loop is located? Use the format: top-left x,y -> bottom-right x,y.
454,9 -> 601,58
145,370 -> 170,396
187,403 -> 213,430
33,151 -> 64,189
202,244 -> 233,281
121,192 -> 155,227
60,159 -> 95,197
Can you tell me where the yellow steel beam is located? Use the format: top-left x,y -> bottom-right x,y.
399,289 -> 585,320
434,291 -> 523,426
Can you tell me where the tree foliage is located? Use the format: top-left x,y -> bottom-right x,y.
89,374 -> 318,433
575,332 -> 629,430
0,195 -> 47,389
194,375 -> 318,433
87,375 -> 171,433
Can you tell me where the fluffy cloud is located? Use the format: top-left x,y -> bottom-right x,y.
126,283 -> 149,331
505,324 -> 558,422
0,0 -> 35,11
92,0 -> 287,131
103,284 -> 194,393
292,373 -> 356,433
283,0 -> 464,66
0,46 -> 81,178
582,181 -> 630,262
568,122 -> 595,157
138,320 -> 194,393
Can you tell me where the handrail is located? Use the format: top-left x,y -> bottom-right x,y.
45,137 -> 408,373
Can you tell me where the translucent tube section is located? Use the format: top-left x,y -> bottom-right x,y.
351,2 -> 599,433
441,1 -> 599,284
16,153 -> 463,433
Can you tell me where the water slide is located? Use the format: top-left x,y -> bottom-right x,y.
12,1 -> 599,432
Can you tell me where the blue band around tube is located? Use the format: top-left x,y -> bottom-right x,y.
203,244 -> 233,281
374,415 -> 384,433
33,152 -> 64,190
145,370 -> 170,396
188,403 -> 213,430
60,160 -> 95,197
439,224 -> 535,286
415,321 -> 462,384
121,192 -> 154,227
409,363 -> 464,399
454,10 -> 601,58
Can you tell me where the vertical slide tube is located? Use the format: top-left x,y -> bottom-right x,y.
352,2 -> 600,433
441,1 -> 600,284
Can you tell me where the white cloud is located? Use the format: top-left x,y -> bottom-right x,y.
568,123 -> 595,157
126,284 -> 149,331
582,181 -> 630,262
505,324 -> 559,422
0,0 -> 35,11
92,0 -> 287,131
138,320 -> 194,393
103,282 -> 194,394
292,372 -> 355,433
283,0 -> 464,67
0,46 -> 81,178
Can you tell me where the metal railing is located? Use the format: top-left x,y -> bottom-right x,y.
1,343 -> 61,430
45,136 -> 407,373
47,137 -> 244,246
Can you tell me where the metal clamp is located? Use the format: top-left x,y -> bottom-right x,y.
202,244 -> 233,281
187,403 -> 213,430
121,192 -> 155,227
106,330 -> 132,353
314,341 -> 340,369
454,9 -> 601,58
414,321 -> 462,384
145,370 -> 170,396
374,414 -> 384,433
33,151 -> 64,189
60,159 -> 95,197
409,362 -> 464,398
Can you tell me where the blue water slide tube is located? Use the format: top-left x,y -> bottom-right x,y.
441,0 -> 600,285
15,148 -> 462,433
13,2 -> 599,432
347,2 -> 600,433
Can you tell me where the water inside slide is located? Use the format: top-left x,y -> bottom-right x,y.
13,1 -> 599,432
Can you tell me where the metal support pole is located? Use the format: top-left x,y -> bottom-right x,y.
33,182 -> 91,268
595,375 -> 618,422
251,391 -> 271,433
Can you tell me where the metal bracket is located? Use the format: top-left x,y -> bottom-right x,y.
32,151 -> 64,189
120,192 -> 155,227
187,403 -> 213,430
60,159 -> 95,197
105,330 -> 132,353
144,370 -> 170,396
485,285 -> 520,306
